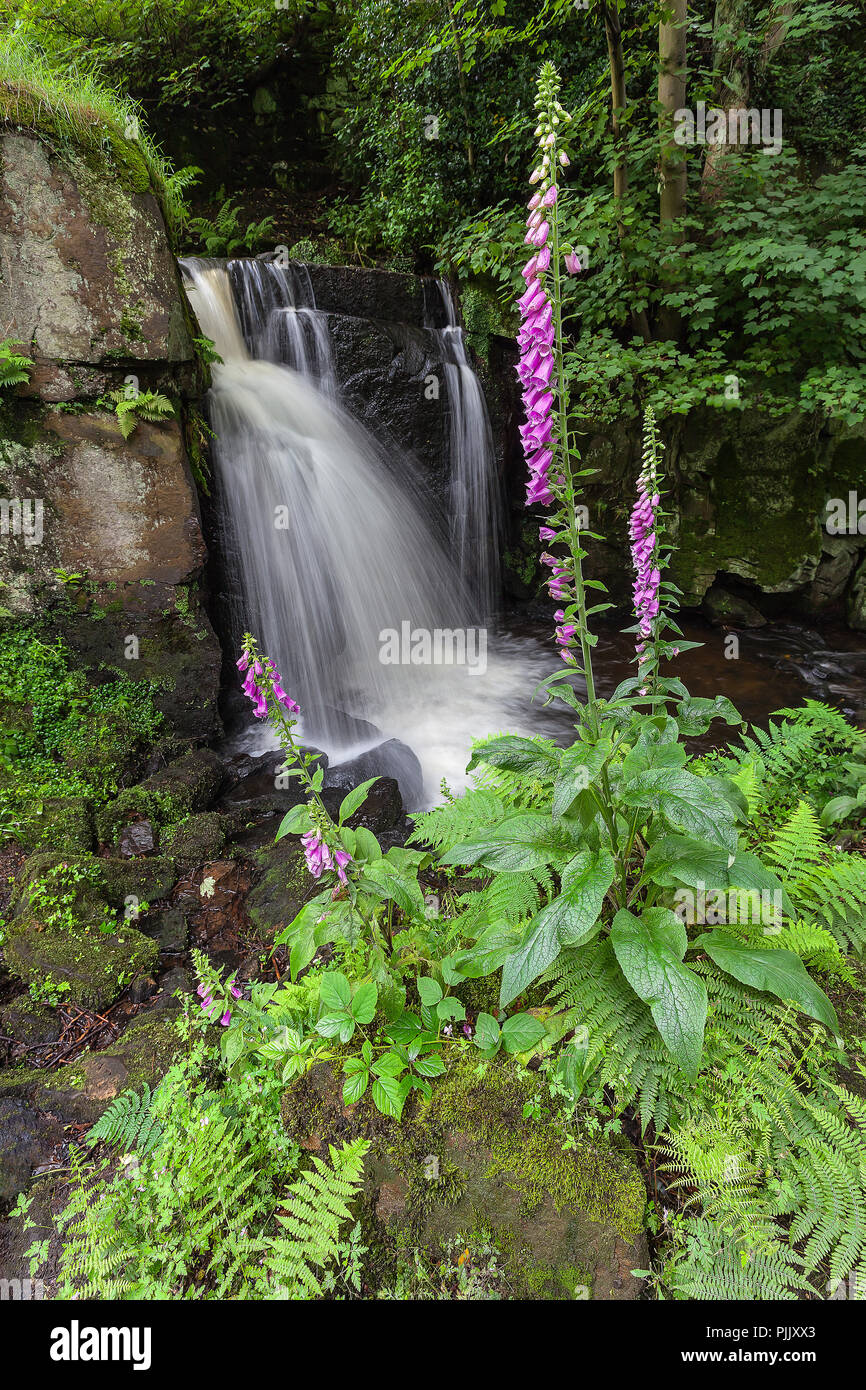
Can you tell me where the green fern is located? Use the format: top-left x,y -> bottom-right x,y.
660,1214 -> 810,1300
410,788 -> 507,853
86,1083 -> 163,1158
765,801 -> 866,954
264,1138 -> 369,1298
0,340 -> 33,389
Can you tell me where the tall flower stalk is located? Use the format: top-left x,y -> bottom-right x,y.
517,63 -> 600,731
238,634 -> 353,888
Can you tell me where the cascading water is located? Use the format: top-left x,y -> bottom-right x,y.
431,280 -> 504,620
181,256 -> 567,805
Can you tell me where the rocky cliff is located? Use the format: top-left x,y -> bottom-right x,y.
0,127 -> 221,743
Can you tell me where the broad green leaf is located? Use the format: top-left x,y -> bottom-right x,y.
353,826 -> 382,862
473,1012 -> 501,1052
413,1053 -> 446,1078
545,848 -> 615,946
372,1073 -> 407,1119
275,802 -> 312,841
342,1069 -> 369,1105
675,695 -> 743,737
436,997 -> 466,1023
441,814 -> 573,873
361,858 -> 426,917
610,907 -> 707,1080
621,768 -> 738,850
338,777 -> 381,824
467,735 -> 558,780
501,1012 -> 547,1053
386,1011 -> 422,1045
696,929 -> 839,1033
350,981 -> 378,1025
318,972 -> 352,1012
417,976 -> 443,1007
316,1013 -> 350,1039
552,739 -> 612,818
454,924 -> 523,979
500,915 -> 560,1008
642,836 -> 791,914
372,1051 -> 406,1078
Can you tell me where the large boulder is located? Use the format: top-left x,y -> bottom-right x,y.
282,1054 -> 648,1301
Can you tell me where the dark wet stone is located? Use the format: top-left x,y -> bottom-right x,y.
141,908 -> 189,954
118,820 -> 157,858
0,1098 -> 61,1209
326,738 -> 424,810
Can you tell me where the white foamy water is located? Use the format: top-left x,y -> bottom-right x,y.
181,257 -> 568,807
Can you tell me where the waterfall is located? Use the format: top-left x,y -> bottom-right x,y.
433,280 -> 504,620
181,256 -> 565,805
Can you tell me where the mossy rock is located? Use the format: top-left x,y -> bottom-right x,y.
98,857 -> 177,910
0,1009 -> 181,1129
246,838 -> 318,940
95,749 -> 224,844
16,797 -> 96,856
3,917 -> 158,1014
160,812 -> 225,868
0,996 -> 63,1048
281,1052 -> 648,1300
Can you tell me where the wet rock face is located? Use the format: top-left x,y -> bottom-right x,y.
0,132 -> 192,366
0,128 -> 221,743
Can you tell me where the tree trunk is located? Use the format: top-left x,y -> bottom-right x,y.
657,0 -> 688,341
658,0 -> 688,228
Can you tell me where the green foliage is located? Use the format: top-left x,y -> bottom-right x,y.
0,624 -> 164,829
57,1043 -> 367,1299
765,801 -> 866,956
86,1083 -> 164,1157
705,701 -> 866,832
100,388 -> 175,439
0,29 -> 196,239
186,199 -> 275,257
0,340 -> 34,388
268,1138 -> 368,1298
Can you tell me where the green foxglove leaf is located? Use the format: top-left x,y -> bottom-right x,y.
552,739 -> 612,818
610,907 -> 707,1080
696,929 -> 839,1033
621,768 -> 738,850
338,777 -> 381,824
467,735 -> 559,780
275,803 -> 312,841
440,813 -> 574,873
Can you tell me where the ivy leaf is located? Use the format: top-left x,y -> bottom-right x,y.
610,907 -> 707,1081
696,929 -> 839,1033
